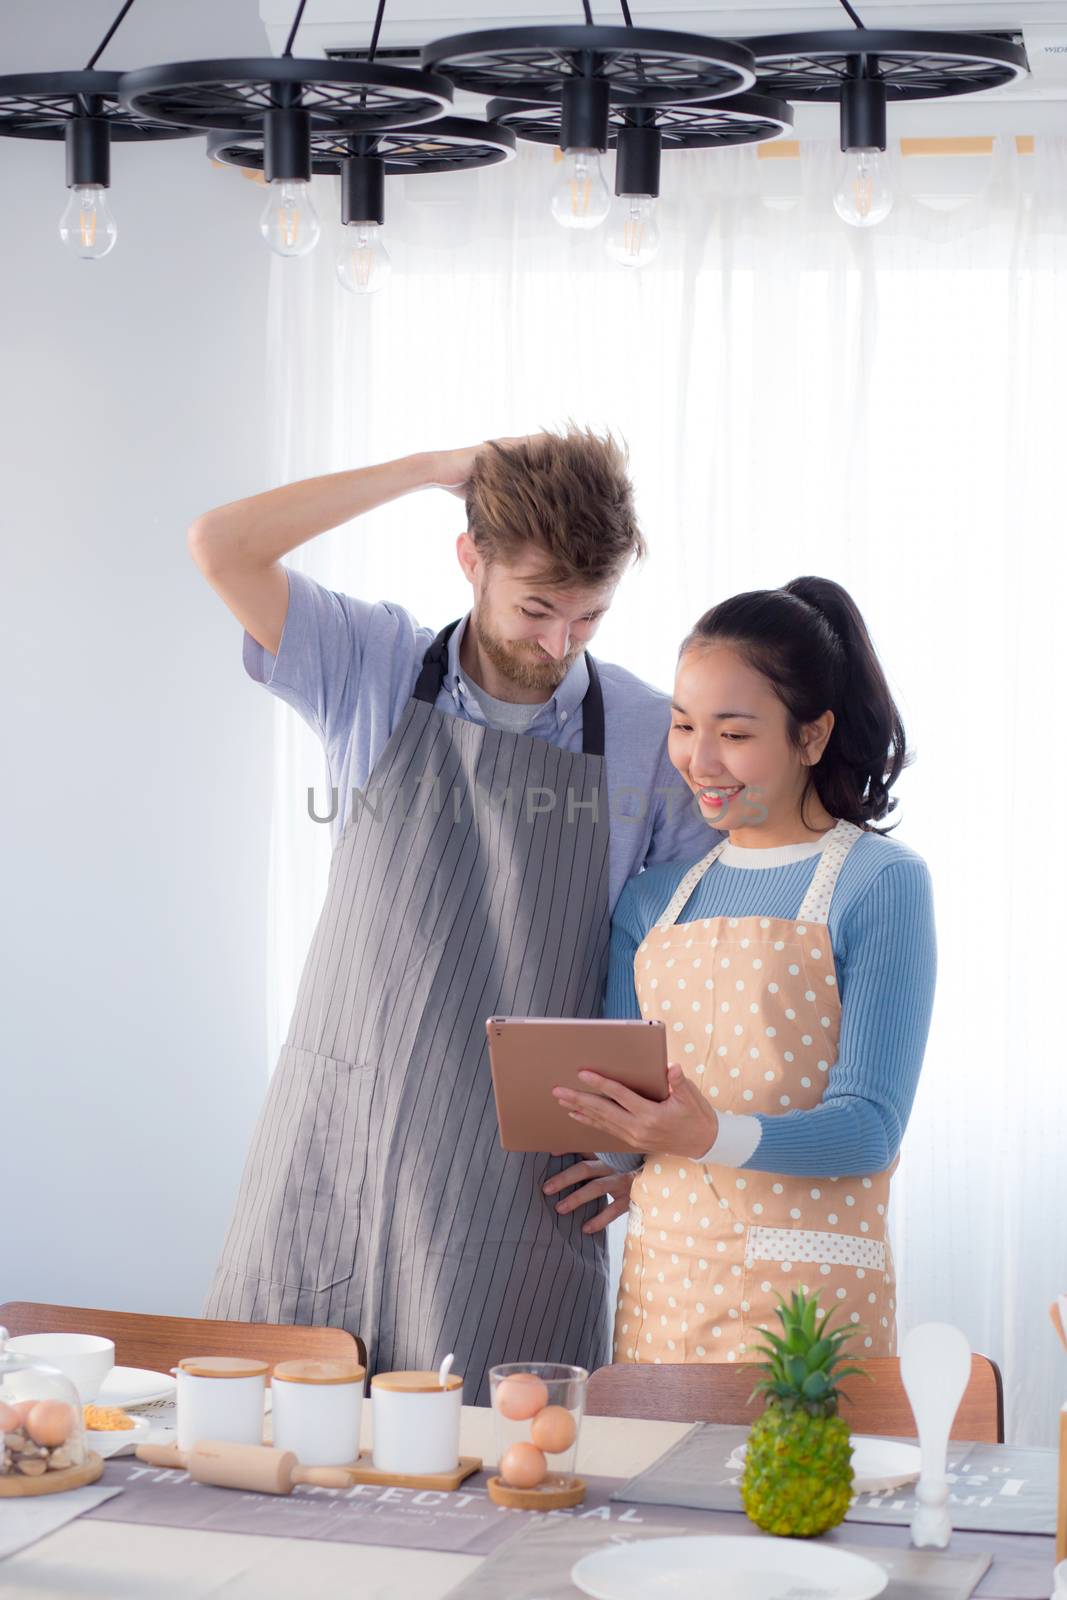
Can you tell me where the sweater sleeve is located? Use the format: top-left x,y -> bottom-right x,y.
596,876 -> 653,1175
736,855 -> 937,1177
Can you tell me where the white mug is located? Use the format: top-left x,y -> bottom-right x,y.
371,1370 -> 463,1475
176,1356 -> 269,1451
271,1359 -> 365,1466
6,1333 -> 115,1402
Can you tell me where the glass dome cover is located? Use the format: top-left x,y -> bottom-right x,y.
0,1327 -> 98,1493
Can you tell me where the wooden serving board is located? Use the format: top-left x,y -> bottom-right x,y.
0,1451 -> 104,1497
487,1473 -> 586,1510
342,1454 -> 482,1491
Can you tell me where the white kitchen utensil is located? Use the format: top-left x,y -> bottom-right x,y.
571,1535 -> 888,1600
1051,1299 -> 1067,1354
900,1322 -> 971,1549
729,1434 -> 921,1493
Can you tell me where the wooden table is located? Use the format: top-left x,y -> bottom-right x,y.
0,1409 -> 1056,1598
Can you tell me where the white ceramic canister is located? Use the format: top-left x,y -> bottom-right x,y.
270,1359 -> 366,1466
371,1370 -> 463,1475
176,1356 -> 269,1451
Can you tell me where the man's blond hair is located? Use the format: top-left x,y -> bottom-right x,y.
466,425 -> 645,588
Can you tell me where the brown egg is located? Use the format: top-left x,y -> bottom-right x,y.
0,1401 -> 21,1432
25,1400 -> 75,1447
530,1404 -> 577,1455
500,1441 -> 547,1489
12,1400 -> 37,1425
494,1373 -> 549,1421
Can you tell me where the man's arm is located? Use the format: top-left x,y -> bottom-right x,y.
186,446 -> 482,656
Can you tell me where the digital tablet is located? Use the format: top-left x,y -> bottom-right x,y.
485,1016 -> 668,1153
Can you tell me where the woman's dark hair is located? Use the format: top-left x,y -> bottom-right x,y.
680,576 -> 910,835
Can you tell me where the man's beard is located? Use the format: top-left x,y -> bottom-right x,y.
473,611 -> 581,692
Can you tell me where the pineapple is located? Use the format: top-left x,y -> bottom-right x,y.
740,1288 -> 865,1538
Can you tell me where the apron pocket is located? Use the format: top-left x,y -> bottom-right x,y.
221,1044 -> 378,1292
741,1224 -> 889,1354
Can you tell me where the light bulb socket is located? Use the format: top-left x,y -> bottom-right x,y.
264,106 -> 313,183
840,77 -> 887,153
341,156 -> 386,226
615,125 -> 661,199
65,117 -> 110,190
560,77 -> 610,154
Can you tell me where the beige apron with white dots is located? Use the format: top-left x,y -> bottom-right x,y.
614,819 -> 897,1365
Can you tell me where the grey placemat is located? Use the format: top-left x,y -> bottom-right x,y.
441,1516 -> 993,1600
612,1425 -> 1060,1536
86,1461 -> 684,1558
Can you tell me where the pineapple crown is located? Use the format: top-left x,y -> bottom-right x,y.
749,1288 -> 867,1418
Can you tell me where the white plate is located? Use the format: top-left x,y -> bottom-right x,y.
95,1366 -> 176,1409
572,1535 -> 888,1600
85,1414 -> 153,1459
728,1435 -> 921,1494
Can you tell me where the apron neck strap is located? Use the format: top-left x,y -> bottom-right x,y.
412,619 -> 461,704
412,617 -> 606,759
656,817 -> 861,931
580,654 -> 605,758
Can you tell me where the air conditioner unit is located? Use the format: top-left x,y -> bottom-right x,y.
261,1 -> 1067,133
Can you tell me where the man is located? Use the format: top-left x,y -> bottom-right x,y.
191,427 -> 712,1401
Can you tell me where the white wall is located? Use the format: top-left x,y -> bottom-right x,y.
1,1 -> 278,1318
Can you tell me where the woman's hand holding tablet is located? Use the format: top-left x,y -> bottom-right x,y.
554,1063 -> 720,1159
486,1018 -> 670,1154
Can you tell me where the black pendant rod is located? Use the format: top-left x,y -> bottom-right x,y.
356,0 -> 389,116
836,0 -> 866,28
618,0 -> 634,22
283,0 -> 311,57
85,0 -> 140,69
367,0 -> 388,61
581,1 -> 594,23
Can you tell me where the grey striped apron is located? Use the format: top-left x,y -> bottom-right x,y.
204,621 -> 612,1401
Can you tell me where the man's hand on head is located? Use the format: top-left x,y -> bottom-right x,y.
428,434 -> 550,500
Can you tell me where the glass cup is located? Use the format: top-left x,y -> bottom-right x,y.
489,1362 -> 587,1493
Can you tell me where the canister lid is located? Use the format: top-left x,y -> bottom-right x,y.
371,1370 -> 463,1394
272,1359 -> 366,1386
177,1356 -> 270,1379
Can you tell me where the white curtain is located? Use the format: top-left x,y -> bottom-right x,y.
260,135 -> 1067,1445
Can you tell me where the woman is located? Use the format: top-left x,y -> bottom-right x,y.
550,576 -> 936,1362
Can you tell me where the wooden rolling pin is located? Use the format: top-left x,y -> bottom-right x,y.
135,1440 -> 352,1494
1052,1301 -> 1067,1564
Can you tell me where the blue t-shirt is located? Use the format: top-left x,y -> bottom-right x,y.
603,831 -> 937,1177
242,566 -> 714,911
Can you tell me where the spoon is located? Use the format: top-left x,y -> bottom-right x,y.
438,1353 -> 455,1389
900,1322 -> 972,1549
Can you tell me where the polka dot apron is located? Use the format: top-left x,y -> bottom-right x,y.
613,819 -> 897,1365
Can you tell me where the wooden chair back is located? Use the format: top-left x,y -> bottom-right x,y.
0,1302 -> 366,1381
586,1355 -> 1004,1443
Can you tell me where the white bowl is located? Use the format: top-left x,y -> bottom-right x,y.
7,1333 -> 116,1401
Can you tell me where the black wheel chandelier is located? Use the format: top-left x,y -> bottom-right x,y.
210,118 -> 516,292
120,0 -> 453,259
743,14 -> 1027,227
0,0 -> 198,261
424,10 -> 757,234
0,0 -> 1032,274
488,94 -> 793,264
